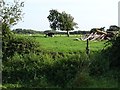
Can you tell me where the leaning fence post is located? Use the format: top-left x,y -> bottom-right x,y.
86,39 -> 90,55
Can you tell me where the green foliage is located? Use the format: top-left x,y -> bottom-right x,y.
89,52 -> 110,76
44,54 -> 90,87
59,12 -> 78,28
67,72 -> 94,88
1,0 -> 24,27
105,31 -> 120,69
3,53 -> 44,84
1,0 -> 24,39
2,0 -> 119,89
1,0 -> 25,59
47,9 -> 78,37
59,11 -> 78,37
3,36 -> 39,60
12,28 -> 43,34
3,51 -> 118,88
1,84 -> 22,89
3,52 -> 90,88
3,34 -> 117,88
68,72 -> 118,88
107,25 -> 120,31
1,0 -> 26,61
47,9 -> 61,30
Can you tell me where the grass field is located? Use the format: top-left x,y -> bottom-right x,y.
27,34 -> 106,52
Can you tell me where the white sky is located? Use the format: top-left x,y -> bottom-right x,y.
10,0 -> 120,31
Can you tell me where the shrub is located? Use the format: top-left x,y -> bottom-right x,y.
2,53 -> 47,84
2,52 -> 56,87
105,31 -> 120,69
89,52 -> 109,76
2,36 -> 39,60
44,54 -> 90,87
67,72 -> 93,88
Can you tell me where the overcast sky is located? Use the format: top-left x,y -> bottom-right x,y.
9,0 -> 120,31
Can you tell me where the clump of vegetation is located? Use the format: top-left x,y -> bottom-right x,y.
67,72 -> 94,88
3,51 -> 118,88
3,53 -> 45,84
105,30 -> 120,69
3,36 -> 39,60
1,0 -> 24,60
44,54 -> 90,87
12,28 -> 43,34
89,52 -> 110,76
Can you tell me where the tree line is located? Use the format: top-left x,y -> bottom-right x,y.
12,28 -> 43,34
12,28 -> 90,35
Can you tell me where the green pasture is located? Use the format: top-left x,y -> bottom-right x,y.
26,34 -> 106,52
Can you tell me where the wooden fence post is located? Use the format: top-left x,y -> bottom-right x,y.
86,39 -> 90,55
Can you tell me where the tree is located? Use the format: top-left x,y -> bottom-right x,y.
0,0 -> 24,60
107,25 -> 120,31
47,9 -> 61,30
47,9 -> 78,37
59,11 -> 78,37
0,0 -> 24,39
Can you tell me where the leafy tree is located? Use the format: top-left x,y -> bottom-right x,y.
0,0 -> 24,39
107,25 -> 120,31
47,9 -> 61,30
59,11 -> 78,37
47,9 -> 78,37
0,0 -> 24,60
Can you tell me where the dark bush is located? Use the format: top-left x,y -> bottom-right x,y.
105,31 -> 120,69
89,52 -> 109,76
2,53 -> 44,84
67,72 -> 93,88
2,36 -> 39,60
44,54 -> 90,87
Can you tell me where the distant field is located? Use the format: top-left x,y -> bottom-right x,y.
23,34 -> 106,52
